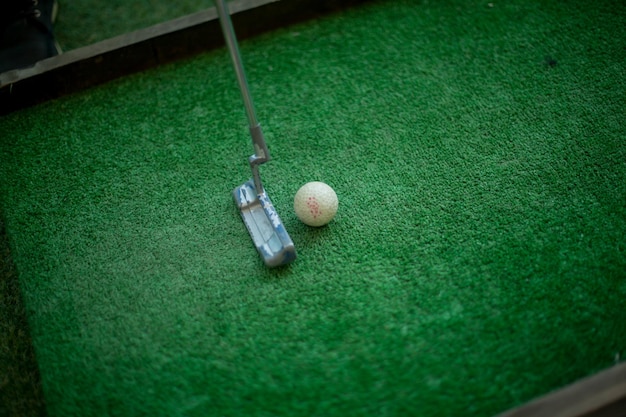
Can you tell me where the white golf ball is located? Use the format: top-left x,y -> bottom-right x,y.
294,182 -> 338,227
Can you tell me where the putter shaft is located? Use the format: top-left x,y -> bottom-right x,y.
215,0 -> 269,193
216,0 -> 296,267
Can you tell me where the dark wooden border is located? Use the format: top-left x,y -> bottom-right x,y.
0,0 -> 368,115
495,362 -> 626,417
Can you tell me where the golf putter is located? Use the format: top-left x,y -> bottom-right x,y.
215,0 -> 296,267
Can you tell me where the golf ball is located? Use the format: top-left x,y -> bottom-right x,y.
294,182 -> 338,227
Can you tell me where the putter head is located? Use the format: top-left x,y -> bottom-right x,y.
233,180 -> 296,267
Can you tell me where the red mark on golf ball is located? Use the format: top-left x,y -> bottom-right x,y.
307,197 -> 321,218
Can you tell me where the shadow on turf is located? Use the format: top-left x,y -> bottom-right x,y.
258,221 -> 335,280
0,216 -> 47,417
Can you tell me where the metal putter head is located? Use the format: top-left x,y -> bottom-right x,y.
233,180 -> 296,267
216,0 -> 296,267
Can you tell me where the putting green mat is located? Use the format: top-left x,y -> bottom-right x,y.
1,0 -> 625,415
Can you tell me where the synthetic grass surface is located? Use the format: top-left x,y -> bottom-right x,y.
0,218 -> 46,417
55,0 -> 207,51
1,0 -> 625,416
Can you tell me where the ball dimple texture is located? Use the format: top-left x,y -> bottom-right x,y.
294,182 -> 338,227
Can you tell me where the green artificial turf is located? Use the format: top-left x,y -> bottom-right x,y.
1,0 -> 625,416
0,218 -> 47,417
54,0 -> 208,51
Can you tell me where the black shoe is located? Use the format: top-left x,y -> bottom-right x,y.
0,0 -> 61,73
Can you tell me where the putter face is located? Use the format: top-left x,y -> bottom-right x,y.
233,180 -> 296,267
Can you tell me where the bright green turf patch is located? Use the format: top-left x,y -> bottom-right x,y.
1,0 -> 625,416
